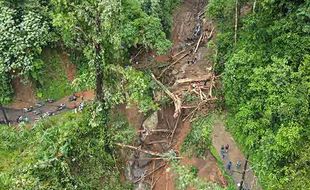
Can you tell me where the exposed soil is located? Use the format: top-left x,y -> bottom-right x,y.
117,104 -> 144,131
8,49 -> 77,110
60,51 -> 77,82
0,0 -> 263,190
10,76 -> 37,109
122,0 -> 230,189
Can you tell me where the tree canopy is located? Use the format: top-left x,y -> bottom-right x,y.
207,0 -> 310,189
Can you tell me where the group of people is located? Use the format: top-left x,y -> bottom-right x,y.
220,144 -> 242,172
16,94 -> 85,124
220,144 -> 250,189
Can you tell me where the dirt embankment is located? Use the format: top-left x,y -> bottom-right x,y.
122,0 -> 228,189
1,50 -> 80,124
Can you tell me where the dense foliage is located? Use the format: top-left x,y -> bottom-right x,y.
0,1 -> 50,103
172,161 -> 226,190
0,0 -> 180,189
0,109 -> 135,190
207,0 -> 310,189
0,0 -> 178,103
181,116 -> 213,157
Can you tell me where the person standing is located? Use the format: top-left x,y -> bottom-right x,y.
225,144 -> 230,153
220,145 -> 225,159
227,161 -> 232,171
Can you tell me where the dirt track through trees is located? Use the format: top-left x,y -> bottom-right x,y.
212,118 -> 262,190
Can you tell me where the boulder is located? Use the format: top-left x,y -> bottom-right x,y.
142,111 -> 158,130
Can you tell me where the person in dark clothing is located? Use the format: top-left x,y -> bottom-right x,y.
220,145 -> 225,158
236,160 -> 241,169
69,95 -> 77,102
227,161 -> 232,171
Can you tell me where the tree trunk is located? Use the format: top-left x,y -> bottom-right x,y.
0,104 -> 9,125
95,43 -> 104,102
234,0 -> 239,46
253,0 -> 257,13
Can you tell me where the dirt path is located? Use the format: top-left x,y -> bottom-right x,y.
212,118 -> 262,190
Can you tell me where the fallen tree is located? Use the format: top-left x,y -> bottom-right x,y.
151,73 -> 182,118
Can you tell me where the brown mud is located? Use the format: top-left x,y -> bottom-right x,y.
0,0 -> 262,189
124,0 -> 228,189
10,76 -> 37,109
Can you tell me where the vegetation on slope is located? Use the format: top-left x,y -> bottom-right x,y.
0,0 -> 181,189
0,0 -> 180,103
181,116 -> 213,157
207,0 -> 310,189
0,109 -> 135,190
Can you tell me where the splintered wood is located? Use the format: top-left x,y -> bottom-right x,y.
151,73 -> 182,118
173,74 -> 212,86
117,3 -> 219,188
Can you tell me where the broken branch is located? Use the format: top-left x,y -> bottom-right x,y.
194,33 -> 204,53
116,143 -> 163,157
159,53 -> 189,78
151,175 -> 163,190
174,74 -> 212,85
170,112 -> 182,145
207,27 -> 215,40
209,75 -> 215,98
137,129 -> 171,133
151,73 -> 182,118
135,163 -> 167,183
172,49 -> 186,59
182,98 -> 217,122
146,140 -> 168,145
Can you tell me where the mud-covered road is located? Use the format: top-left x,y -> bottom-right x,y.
0,91 -> 94,125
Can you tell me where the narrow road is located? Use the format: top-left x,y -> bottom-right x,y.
0,91 -> 94,125
212,118 -> 262,190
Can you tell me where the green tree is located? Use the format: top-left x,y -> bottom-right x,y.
0,2 -> 49,110
207,0 -> 310,189
51,0 -> 122,103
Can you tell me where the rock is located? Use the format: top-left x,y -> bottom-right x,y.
137,152 -> 151,168
172,69 -> 179,75
135,182 -> 148,190
142,111 -> 158,130
132,167 -> 145,178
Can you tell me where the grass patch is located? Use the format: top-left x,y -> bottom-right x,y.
181,115 -> 214,157
37,49 -> 73,100
171,161 -> 226,190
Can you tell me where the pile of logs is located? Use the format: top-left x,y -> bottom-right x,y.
116,9 -> 218,189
